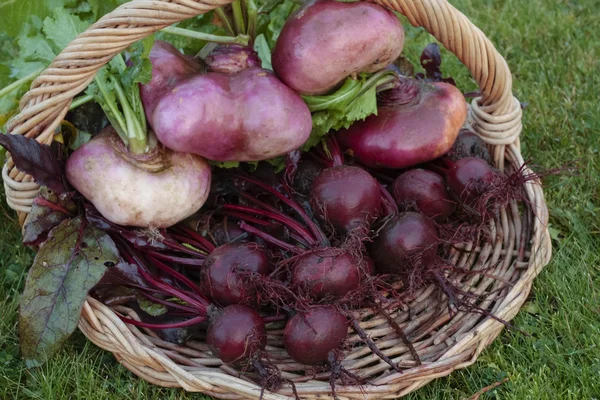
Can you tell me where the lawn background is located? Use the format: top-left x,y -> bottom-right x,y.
1,0 -> 599,398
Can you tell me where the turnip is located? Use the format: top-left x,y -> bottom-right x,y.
336,76 -> 467,169
66,44 -> 211,228
272,0 -> 405,95
141,43 -> 312,162
391,169 -> 456,222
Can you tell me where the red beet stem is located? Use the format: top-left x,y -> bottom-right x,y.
119,315 -> 207,329
172,226 -> 217,252
224,204 -> 316,246
147,250 -> 205,266
229,173 -> 329,246
147,255 -> 208,300
136,290 -> 199,313
239,221 -> 301,253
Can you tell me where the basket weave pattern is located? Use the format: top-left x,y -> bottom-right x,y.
2,0 -> 551,398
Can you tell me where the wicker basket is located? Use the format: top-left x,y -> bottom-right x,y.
2,0 -> 551,398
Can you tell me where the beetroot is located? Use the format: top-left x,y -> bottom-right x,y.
370,212 -> 438,276
447,129 -> 492,163
201,242 -> 269,306
446,157 -> 496,206
272,0 -> 404,95
291,249 -> 361,300
392,169 -> 456,222
284,306 -> 348,365
206,304 -> 267,364
336,77 -> 467,169
311,165 -> 381,235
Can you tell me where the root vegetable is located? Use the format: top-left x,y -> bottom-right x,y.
337,77 -> 467,169
272,0 -> 405,95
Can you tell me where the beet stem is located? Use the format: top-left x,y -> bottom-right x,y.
239,221 -> 300,253
119,314 -> 206,329
146,250 -> 205,266
229,173 -> 328,246
146,254 -> 208,299
172,226 -> 217,252
224,203 -> 316,246
136,290 -> 199,313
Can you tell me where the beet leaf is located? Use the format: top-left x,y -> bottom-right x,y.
19,216 -> 119,367
22,187 -> 77,247
0,133 -> 67,193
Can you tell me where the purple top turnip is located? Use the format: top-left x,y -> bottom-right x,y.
337,77 -> 467,169
141,43 -> 312,162
66,44 -> 212,228
272,0 -> 405,95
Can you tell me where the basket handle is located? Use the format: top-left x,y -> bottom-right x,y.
3,0 -> 522,222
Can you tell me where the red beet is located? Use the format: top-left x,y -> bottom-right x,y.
291,249 -> 361,300
202,242 -> 269,306
446,157 -> 496,206
284,306 -> 348,365
206,304 -> 267,364
370,212 -> 438,275
337,77 -> 467,169
392,169 -> 456,222
311,165 -> 381,235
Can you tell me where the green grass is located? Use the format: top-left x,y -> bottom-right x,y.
1,0 -> 599,398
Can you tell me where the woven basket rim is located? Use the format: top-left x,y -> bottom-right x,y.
2,0 -> 552,398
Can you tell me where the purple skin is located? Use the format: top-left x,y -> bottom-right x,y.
291,250 -> 361,300
370,212 -> 438,276
144,67 -> 313,162
140,40 -> 204,118
446,157 -> 496,206
392,169 -> 456,222
201,242 -> 270,306
206,304 -> 267,364
311,165 -> 382,235
336,81 -> 467,169
204,45 -> 262,74
272,0 -> 405,95
65,127 -> 211,228
284,306 -> 348,365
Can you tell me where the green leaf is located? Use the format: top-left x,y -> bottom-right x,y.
0,0 -> 78,37
137,296 -> 168,317
301,75 -> 379,150
254,34 -> 272,71
42,8 -> 89,53
19,217 -> 119,366
266,0 -> 297,48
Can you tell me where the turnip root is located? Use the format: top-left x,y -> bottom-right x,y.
141,44 -> 312,162
337,77 -> 467,169
66,127 -> 211,228
272,0 -> 405,95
